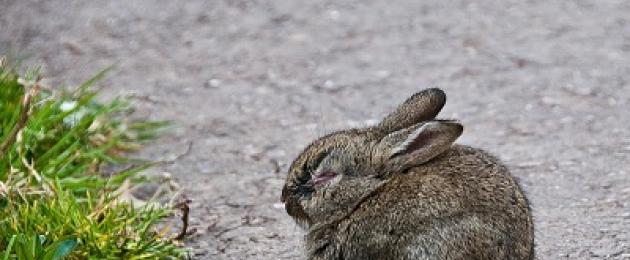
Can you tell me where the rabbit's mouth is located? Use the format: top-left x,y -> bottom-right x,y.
281,182 -> 314,227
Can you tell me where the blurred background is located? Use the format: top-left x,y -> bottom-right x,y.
2,0 -> 629,259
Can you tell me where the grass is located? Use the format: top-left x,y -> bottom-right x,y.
0,58 -> 186,259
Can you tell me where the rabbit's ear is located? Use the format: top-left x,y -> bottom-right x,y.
380,120 -> 462,173
375,88 -> 446,136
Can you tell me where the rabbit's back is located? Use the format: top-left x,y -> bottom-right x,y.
333,145 -> 534,260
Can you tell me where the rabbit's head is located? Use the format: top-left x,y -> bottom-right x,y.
281,88 -> 463,228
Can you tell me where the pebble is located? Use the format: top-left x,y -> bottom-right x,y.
289,33 -> 309,42
205,79 -> 221,88
323,80 -> 337,90
265,232 -> 279,239
516,161 -> 543,168
375,70 -> 391,79
60,101 -> 78,111
327,10 -> 340,20
194,240 -> 209,249
541,96 -> 562,105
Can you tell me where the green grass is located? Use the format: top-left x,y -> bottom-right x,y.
0,59 -> 185,259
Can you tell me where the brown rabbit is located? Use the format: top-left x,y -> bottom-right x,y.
281,88 -> 534,260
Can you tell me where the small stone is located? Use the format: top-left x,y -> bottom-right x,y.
560,116 -> 574,124
375,70 -> 391,79
289,33 -> 309,42
323,80 -> 336,89
132,183 -> 160,200
60,101 -> 78,112
63,40 -> 84,55
574,87 -> 593,96
541,96 -> 561,105
327,10 -> 340,20
516,161 -> 543,168
265,232 -> 279,239
205,79 -> 221,88
608,97 -> 618,106
304,123 -> 318,130
195,240 -> 209,249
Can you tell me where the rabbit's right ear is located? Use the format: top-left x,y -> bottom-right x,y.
374,88 -> 446,136
378,120 -> 463,174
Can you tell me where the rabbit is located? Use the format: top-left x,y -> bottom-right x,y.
281,88 -> 534,260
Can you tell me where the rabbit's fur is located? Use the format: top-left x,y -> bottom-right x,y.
281,88 -> 534,260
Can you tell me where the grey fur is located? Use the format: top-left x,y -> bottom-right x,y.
281,88 -> 535,260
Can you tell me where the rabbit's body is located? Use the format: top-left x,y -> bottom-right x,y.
282,89 -> 534,260
305,145 -> 533,260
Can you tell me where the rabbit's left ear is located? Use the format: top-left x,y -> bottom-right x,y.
378,120 -> 463,173
373,88 -> 446,137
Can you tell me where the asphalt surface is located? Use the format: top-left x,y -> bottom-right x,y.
2,0 -> 630,259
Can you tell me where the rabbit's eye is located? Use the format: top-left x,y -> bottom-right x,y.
310,171 -> 338,186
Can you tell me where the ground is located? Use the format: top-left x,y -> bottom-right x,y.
1,0 -> 630,259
